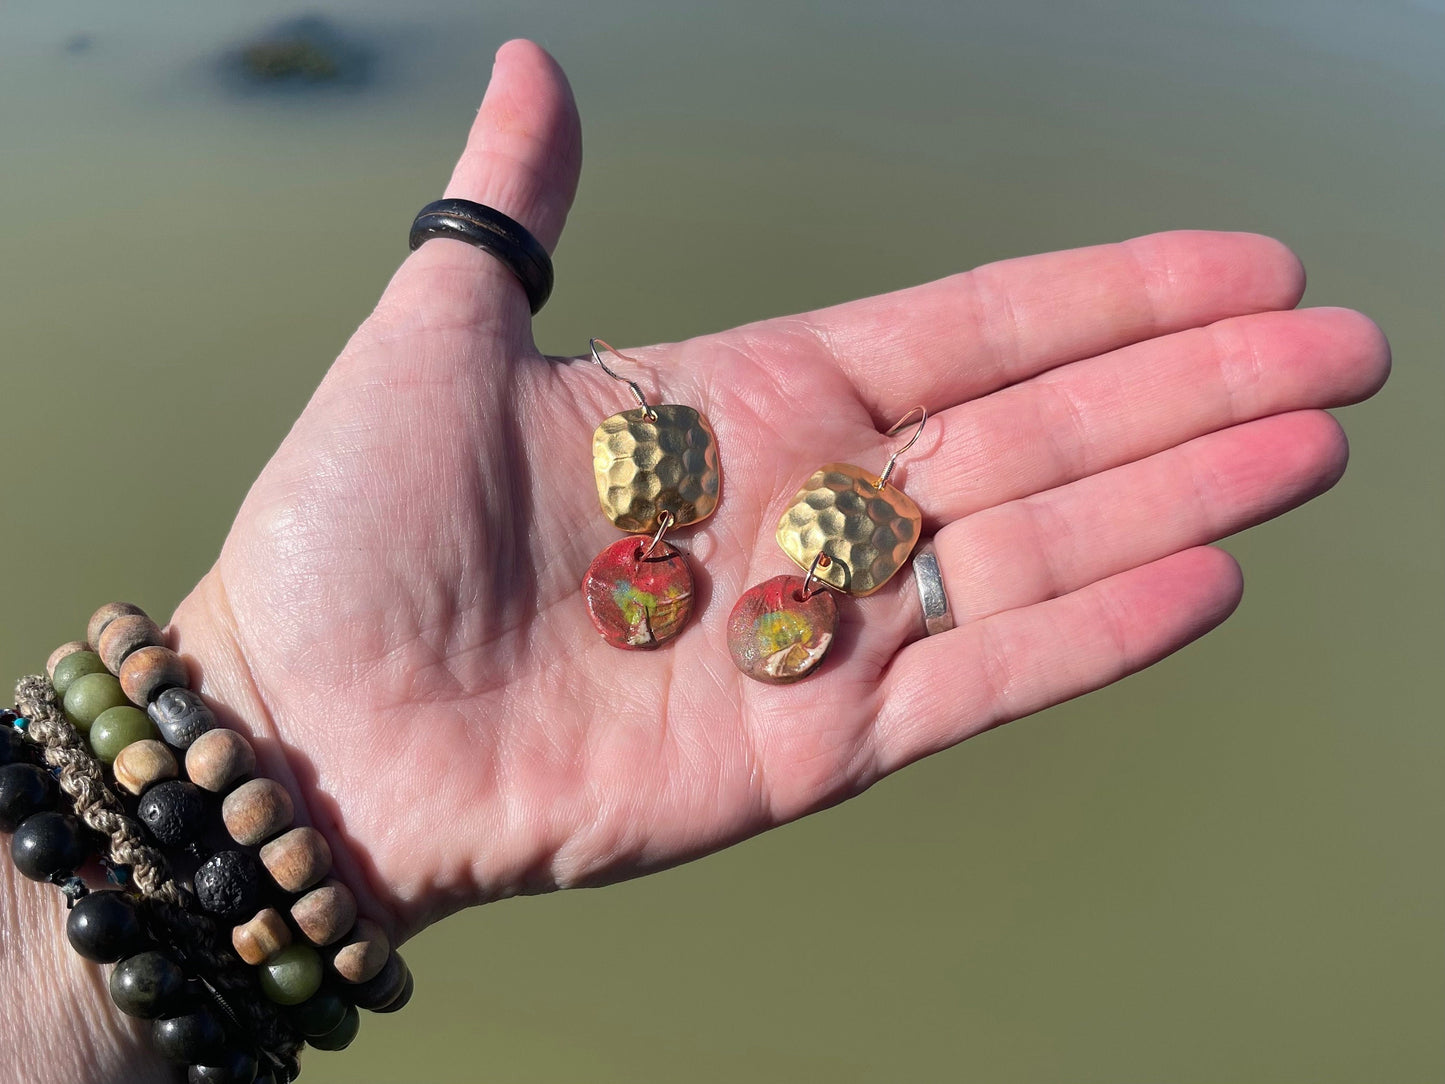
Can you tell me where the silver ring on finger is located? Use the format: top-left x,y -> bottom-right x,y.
912,541 -> 954,636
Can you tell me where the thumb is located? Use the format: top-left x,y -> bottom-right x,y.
396,40 -> 583,329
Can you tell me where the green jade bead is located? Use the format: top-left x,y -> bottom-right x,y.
63,673 -> 129,733
260,944 -> 323,1006
90,706 -> 160,764
52,651 -> 107,697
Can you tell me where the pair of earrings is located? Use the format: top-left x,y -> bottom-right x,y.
578,340 -> 927,685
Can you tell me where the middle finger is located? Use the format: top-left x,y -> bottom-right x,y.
899,305 -> 1387,526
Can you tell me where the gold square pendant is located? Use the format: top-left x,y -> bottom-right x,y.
775,463 -> 922,595
593,404 -> 721,533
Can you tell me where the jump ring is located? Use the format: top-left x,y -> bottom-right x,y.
642,510 -> 676,559
801,552 -> 833,599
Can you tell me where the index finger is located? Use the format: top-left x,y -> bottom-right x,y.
791,230 -> 1305,420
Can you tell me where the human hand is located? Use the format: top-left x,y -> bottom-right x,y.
159,40 -> 1389,949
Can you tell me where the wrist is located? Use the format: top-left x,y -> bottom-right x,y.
0,848 -> 177,1084
8,588 -> 411,1077
166,572 -> 412,940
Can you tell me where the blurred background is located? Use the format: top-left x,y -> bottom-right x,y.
1,1 -> 1439,1080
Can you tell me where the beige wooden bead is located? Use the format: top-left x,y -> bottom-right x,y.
292,879 -> 356,946
119,645 -> 188,707
232,907 -> 292,966
112,739 -> 178,796
332,919 -> 390,984
222,777 -> 294,846
185,728 -> 255,792
98,614 -> 165,674
46,641 -> 91,681
87,602 -> 147,650
260,827 -> 331,893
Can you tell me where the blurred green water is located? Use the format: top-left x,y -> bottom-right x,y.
1,1 -> 1440,1080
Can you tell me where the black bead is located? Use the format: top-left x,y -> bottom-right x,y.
307,1003 -> 359,1051
288,989 -> 347,1038
188,1049 -> 259,1084
0,762 -> 57,832
349,952 -> 407,1010
0,724 -> 26,765
110,951 -> 189,1018
137,779 -> 208,846
11,811 -> 88,881
371,966 -> 413,1014
66,889 -> 148,962
148,687 -> 215,749
194,850 -> 263,922
152,1007 -> 226,1063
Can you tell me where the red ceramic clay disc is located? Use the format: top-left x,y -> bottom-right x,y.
727,574 -> 839,684
583,536 -> 695,650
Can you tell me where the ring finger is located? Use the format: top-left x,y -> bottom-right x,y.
879,409 -> 1347,647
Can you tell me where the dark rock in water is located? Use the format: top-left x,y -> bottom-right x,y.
224,15 -> 374,91
65,34 -> 93,55
244,39 -> 338,81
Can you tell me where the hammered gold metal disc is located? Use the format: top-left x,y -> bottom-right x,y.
775,463 -> 922,595
593,404 -> 721,533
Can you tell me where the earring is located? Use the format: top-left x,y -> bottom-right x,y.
581,339 -> 722,650
728,407 -> 929,684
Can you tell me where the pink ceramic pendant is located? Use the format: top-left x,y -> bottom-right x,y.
583,536 -> 695,650
726,574 -> 839,684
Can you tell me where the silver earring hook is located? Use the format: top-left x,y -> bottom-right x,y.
589,338 -> 655,418
875,406 -> 928,490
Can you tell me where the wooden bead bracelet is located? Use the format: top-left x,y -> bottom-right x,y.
71,602 -> 410,1005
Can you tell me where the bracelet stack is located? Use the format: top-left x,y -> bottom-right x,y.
2,602 -> 412,1083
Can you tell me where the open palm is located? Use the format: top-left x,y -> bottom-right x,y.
167,41 -> 1388,943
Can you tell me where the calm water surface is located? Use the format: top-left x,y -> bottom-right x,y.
1,2 -> 1440,1080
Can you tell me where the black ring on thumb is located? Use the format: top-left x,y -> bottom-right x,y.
408,198 -> 554,314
